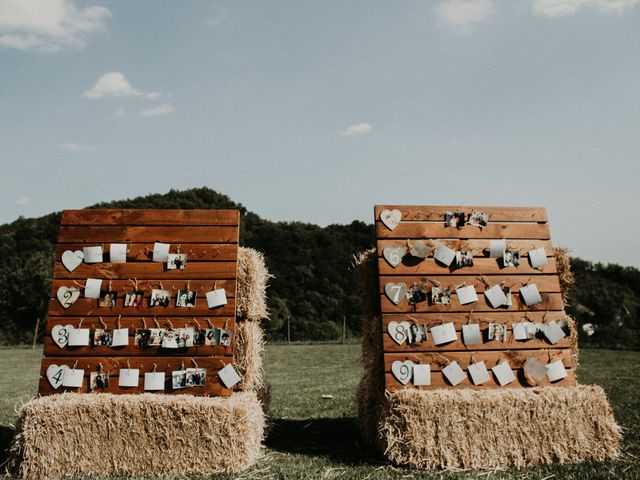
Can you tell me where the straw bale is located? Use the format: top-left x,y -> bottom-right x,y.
233,319 -> 265,393
236,247 -> 271,322
8,392 -> 265,479
380,386 -> 621,469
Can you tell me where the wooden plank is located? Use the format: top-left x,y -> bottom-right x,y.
38,379 -> 231,396
53,261 -> 238,279
376,239 -> 555,257
50,279 -> 236,298
376,222 -> 550,240
383,335 -> 572,352
377,257 -> 557,276
57,226 -> 239,243
43,338 -> 232,357
374,205 -> 548,223
61,209 -> 240,226
384,349 -> 574,371
45,316 -> 235,334
47,297 -> 236,317
384,370 -> 576,391
379,292 -> 565,313
56,243 -> 238,262
382,311 -> 569,329
377,275 -> 561,294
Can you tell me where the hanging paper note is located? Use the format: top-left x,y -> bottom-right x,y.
152,242 -> 170,263
468,361 -> 490,385
413,364 -> 431,386
542,321 -> 566,345
409,241 -> 432,259
520,283 -> 542,306
484,284 -> 508,308
492,361 -> 516,386
433,245 -> 456,266
489,239 -> 506,258
546,360 -> 568,382
84,278 -> 102,299
430,323 -> 457,346
110,243 -> 127,263
512,322 -> 529,341
529,247 -> 548,269
442,361 -> 466,387
218,364 -> 241,389
62,368 -> 85,388
144,372 -> 165,391
524,357 -> 548,382
83,246 -> 103,263
67,327 -> 90,346
462,323 -> 482,345
118,368 -> 140,387
111,328 -> 129,347
456,285 -> 478,305
206,288 -> 228,308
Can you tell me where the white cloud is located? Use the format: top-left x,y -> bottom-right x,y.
533,0 -> 639,16
61,142 -> 95,152
84,72 -> 142,99
15,196 -> 30,206
0,0 -> 110,52
138,103 -> 174,117
342,123 -> 373,136
436,0 -> 494,29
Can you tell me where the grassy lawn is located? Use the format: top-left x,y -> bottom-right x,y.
1,345 -> 638,479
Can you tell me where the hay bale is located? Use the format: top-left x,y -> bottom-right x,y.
554,247 -> 575,303
8,392 -> 265,479
236,247 -> 271,322
233,319 -> 265,393
380,386 -> 621,469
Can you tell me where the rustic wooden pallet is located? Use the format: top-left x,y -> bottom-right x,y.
39,209 -> 239,396
375,205 -> 575,391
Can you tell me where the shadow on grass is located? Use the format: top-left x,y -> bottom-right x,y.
265,417 -> 384,466
0,425 -> 15,469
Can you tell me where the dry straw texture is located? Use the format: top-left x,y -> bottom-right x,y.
380,386 -> 621,469
354,248 -> 621,469
554,247 -> 576,303
236,247 -> 271,322
8,392 -> 265,479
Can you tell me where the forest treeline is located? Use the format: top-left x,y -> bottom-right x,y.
0,187 -> 638,349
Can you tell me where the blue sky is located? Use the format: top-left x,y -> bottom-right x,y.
1,0 -> 639,266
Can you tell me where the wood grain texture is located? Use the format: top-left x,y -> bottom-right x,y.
383,335 -> 572,352
377,239 -> 555,257
377,257 -> 557,276
58,226 -> 238,243
56,243 -> 238,261
374,205 -> 548,223
43,338 -> 233,357
382,311 -> 568,328
54,261 -> 238,279
50,279 -> 236,297
45,316 -> 235,334
377,275 -> 561,293
61,209 -> 240,226
376,222 -> 551,240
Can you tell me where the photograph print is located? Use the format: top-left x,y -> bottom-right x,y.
93,328 -> 113,346
444,211 -> 466,228
124,290 -> 144,307
167,253 -> 187,270
185,367 -> 206,387
503,250 -> 521,268
431,286 -> 452,305
467,210 -> 489,227
176,289 -> 196,307
172,369 -> 188,389
98,291 -> 117,308
90,371 -> 109,391
150,289 -> 171,307
455,250 -> 474,268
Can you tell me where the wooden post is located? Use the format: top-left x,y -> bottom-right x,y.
342,315 -> 346,344
287,316 -> 291,343
32,317 -> 40,349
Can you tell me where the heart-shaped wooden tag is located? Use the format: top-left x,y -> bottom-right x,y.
383,246 -> 407,268
391,360 -> 414,385
380,209 -> 401,231
57,286 -> 80,309
51,324 -> 74,348
46,364 -> 69,389
384,282 -> 407,306
61,250 -> 84,272
387,321 -> 411,345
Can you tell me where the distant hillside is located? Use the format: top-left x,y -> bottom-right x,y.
0,187 -> 637,348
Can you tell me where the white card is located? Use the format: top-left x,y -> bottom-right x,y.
62,368 -> 85,387
456,285 -> 478,305
492,361 -> 516,386
442,361 -> 466,387
520,283 -> 542,306
111,328 -> 129,347
485,284 -> 508,308
489,239 -> 506,258
206,289 -> 228,308
119,368 -> 140,387
468,361 -> 490,385
462,323 -> 482,345
83,246 -> 103,263
512,322 -> 529,341
413,364 -> 431,386
144,372 -> 165,391
152,242 -> 170,263
110,243 -> 127,263
546,360 -> 568,382
433,245 -> 456,266
430,322 -> 457,346
543,321 -> 566,344
218,364 -> 241,389
67,328 -> 90,346
84,278 -> 102,299
529,247 -> 548,269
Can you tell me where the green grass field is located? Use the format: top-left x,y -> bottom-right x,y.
1,345 -> 639,479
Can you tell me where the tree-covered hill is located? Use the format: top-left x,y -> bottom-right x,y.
0,187 -> 638,349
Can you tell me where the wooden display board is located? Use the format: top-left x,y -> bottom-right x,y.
39,209 -> 239,396
375,205 -> 576,391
